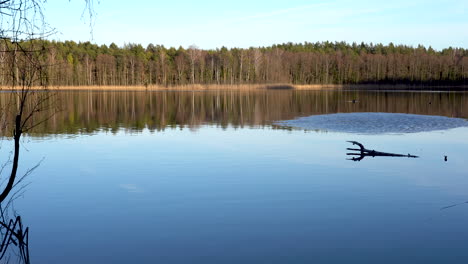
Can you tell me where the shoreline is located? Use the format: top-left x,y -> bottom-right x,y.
1,84 -> 467,91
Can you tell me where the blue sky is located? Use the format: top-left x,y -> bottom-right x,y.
45,0 -> 467,50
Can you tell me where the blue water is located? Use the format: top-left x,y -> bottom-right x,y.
0,90 -> 467,263
277,112 -> 468,134
12,124 -> 468,263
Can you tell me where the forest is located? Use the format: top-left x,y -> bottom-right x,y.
0,40 -> 467,87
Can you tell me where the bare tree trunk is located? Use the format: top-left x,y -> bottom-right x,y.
0,115 -> 21,203
239,50 -> 244,84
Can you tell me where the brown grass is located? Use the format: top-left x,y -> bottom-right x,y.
0,84 -> 342,91
1,84 -> 465,91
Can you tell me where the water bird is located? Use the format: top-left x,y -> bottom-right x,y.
445,156 -> 448,162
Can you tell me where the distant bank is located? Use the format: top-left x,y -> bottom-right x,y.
0,41 -> 466,88
2,84 -> 467,91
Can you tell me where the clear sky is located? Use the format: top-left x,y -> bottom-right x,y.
44,0 -> 467,50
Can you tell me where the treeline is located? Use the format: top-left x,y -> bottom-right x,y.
1,40 -> 467,86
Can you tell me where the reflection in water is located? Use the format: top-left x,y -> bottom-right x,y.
0,89 -> 45,264
0,90 -> 466,136
0,156 -> 31,264
0,90 -> 466,263
0,214 -> 29,263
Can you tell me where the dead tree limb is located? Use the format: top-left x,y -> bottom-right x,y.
346,141 -> 419,162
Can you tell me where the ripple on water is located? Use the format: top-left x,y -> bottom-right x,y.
276,112 -> 468,134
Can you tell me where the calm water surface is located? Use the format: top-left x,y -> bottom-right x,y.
3,90 -> 468,263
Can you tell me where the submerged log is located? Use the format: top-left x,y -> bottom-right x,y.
346,141 -> 418,161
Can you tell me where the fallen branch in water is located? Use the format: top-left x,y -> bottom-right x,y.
440,201 -> 468,210
346,141 -> 419,162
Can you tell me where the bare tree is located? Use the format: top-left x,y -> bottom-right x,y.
252,48 -> 262,83
188,45 -> 201,84
175,51 -> 187,84
0,1 -> 93,262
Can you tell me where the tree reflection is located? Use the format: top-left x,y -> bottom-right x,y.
0,90 -> 466,137
0,213 -> 29,263
0,133 -> 35,264
0,99 -> 43,264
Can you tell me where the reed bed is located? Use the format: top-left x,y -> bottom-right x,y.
1,84 -> 465,91
0,84 -> 341,91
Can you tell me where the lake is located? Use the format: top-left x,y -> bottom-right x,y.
2,89 -> 468,263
